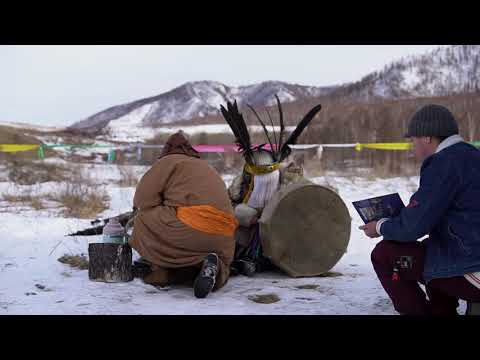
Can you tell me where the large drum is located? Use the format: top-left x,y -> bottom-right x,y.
259,180 -> 351,277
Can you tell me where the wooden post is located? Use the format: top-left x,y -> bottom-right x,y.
88,243 -> 133,282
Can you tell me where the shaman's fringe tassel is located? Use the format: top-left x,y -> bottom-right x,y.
247,170 -> 280,210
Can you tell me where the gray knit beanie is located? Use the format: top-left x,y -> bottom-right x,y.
404,104 -> 459,138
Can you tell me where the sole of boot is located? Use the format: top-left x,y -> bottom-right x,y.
193,253 -> 218,299
193,276 -> 215,299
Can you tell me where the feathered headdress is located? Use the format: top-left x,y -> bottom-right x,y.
220,96 -> 322,164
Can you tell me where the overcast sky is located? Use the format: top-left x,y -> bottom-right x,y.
0,45 -> 444,126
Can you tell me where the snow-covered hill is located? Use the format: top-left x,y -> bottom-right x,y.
330,45 -> 480,102
68,80 -> 336,136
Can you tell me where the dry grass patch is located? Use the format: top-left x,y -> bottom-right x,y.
1,191 -> 46,210
6,159 -> 70,185
248,293 -> 281,304
116,165 -> 139,187
58,254 -> 89,270
44,167 -> 111,218
48,182 -> 110,218
318,271 -> 343,278
3,164 -> 110,218
295,284 -> 320,290
29,196 -> 45,210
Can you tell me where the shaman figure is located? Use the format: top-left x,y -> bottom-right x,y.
220,96 -> 322,276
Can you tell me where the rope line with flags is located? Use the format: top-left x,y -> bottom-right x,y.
2,141 -> 479,159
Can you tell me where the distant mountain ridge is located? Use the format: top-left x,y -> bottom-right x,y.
60,45 -> 480,141
329,45 -> 480,102
69,80 -> 337,134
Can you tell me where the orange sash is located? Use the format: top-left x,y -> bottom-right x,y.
177,205 -> 239,237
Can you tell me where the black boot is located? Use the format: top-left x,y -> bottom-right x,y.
132,257 -> 152,278
230,259 -> 255,277
194,253 -> 219,299
255,256 -> 275,273
466,301 -> 480,315
238,259 -> 256,277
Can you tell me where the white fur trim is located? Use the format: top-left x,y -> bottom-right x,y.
376,218 -> 390,236
435,135 -> 464,154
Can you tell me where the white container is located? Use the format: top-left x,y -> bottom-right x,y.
102,217 -> 126,244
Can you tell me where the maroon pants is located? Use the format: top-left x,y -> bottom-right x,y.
371,239 -> 480,315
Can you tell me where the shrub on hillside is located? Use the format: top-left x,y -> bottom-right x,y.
6,159 -> 70,185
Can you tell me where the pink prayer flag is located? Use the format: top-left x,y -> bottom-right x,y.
192,144 -> 278,153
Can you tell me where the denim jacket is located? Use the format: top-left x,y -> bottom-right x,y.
381,137 -> 480,282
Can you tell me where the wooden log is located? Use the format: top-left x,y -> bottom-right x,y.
88,243 -> 133,282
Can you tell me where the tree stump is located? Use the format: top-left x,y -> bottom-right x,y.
88,243 -> 133,282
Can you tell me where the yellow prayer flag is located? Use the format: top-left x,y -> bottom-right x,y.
355,143 -> 412,151
0,144 -> 39,153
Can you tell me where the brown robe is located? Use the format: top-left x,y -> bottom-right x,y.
129,154 -> 235,289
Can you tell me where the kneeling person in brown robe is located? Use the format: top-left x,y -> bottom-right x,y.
129,132 -> 237,298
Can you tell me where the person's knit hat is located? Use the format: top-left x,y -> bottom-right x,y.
404,104 -> 459,138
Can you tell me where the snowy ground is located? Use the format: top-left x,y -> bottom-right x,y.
0,163 -> 467,314
101,124 -> 298,143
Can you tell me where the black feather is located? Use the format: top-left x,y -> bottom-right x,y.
229,102 -> 253,158
220,104 -> 245,152
265,107 -> 278,156
247,104 -> 276,161
279,103 -> 322,162
220,100 -> 254,163
275,95 -> 285,160
232,102 -> 253,153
